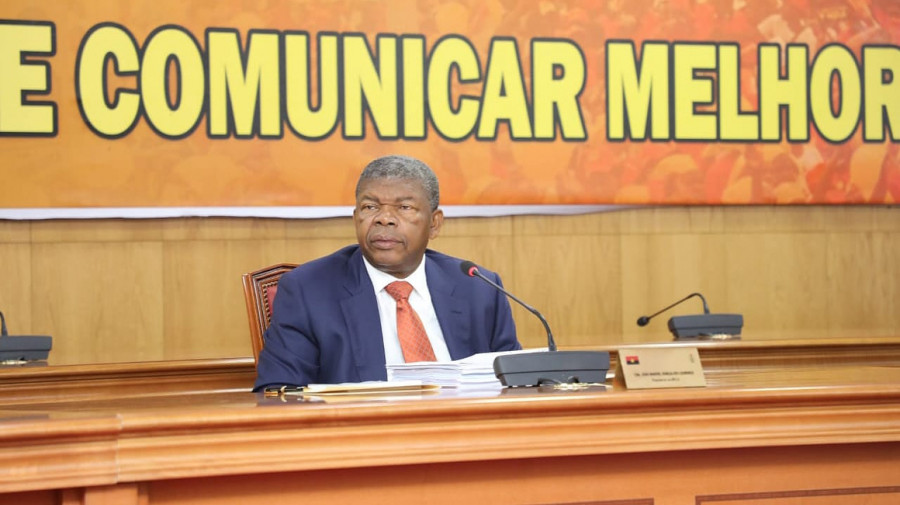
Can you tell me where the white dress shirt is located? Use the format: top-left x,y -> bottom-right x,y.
361,255 -> 452,364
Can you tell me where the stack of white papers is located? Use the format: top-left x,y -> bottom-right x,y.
386,349 -> 544,390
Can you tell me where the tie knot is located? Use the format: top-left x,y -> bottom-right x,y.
385,281 -> 413,301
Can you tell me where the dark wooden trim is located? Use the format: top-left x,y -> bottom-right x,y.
697,485 -> 900,503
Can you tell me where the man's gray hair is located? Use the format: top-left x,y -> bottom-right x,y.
356,155 -> 440,211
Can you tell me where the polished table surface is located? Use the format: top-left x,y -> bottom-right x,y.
1,339 -> 899,505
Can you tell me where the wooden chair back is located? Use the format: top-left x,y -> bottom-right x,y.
241,263 -> 297,362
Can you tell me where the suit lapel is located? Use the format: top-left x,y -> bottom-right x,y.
340,249 -> 387,378
426,256 -> 473,360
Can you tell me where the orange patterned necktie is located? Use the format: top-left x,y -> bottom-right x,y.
385,281 -> 436,362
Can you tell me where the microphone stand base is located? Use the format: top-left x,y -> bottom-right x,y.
0,335 -> 52,361
493,350 -> 610,387
668,314 -> 743,340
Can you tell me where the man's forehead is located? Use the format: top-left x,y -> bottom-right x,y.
357,178 -> 427,200
357,193 -> 419,203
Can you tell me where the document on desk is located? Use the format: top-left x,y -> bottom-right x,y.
386,349 -> 547,390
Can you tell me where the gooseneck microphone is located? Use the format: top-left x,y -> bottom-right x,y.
636,293 -> 743,339
636,292 -> 710,327
460,261 -> 556,351
459,261 -> 609,387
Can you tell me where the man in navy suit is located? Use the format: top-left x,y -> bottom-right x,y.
253,155 -> 521,390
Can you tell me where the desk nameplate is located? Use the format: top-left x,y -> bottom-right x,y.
617,347 -> 706,389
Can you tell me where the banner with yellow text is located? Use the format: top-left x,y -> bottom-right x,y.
1,0 -> 898,218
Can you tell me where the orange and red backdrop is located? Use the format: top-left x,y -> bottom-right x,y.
1,0 -> 898,218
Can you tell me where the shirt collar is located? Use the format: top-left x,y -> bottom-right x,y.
362,254 -> 428,295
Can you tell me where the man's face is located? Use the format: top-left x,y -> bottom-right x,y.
354,177 -> 443,278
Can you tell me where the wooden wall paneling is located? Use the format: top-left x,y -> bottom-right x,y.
0,243 -> 32,335
510,213 -> 605,348
1,206 -> 897,366
720,204 -> 828,232
160,217 -> 293,361
513,210 -> 624,237
159,217 -> 287,242
283,216 -> 355,240
511,218 -> 622,349
431,218 -> 519,338
0,220 -> 30,242
620,233 -> 730,344
617,207 -> 728,345
1,221 -> 32,335
431,225 -> 513,273
430,236 -> 515,288
29,219 -> 164,243
280,238 -> 358,266
725,232 -> 830,340
437,215 -> 514,240
30,241 -> 165,365
162,239 -> 289,360
822,204 -> 900,233
826,230 -> 900,336
617,233 -> 653,342
281,216 -> 358,261
158,217 -> 327,361
616,205 -> 725,234
431,215 -> 513,273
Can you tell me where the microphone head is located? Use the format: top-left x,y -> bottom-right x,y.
459,260 -> 478,277
636,316 -> 650,327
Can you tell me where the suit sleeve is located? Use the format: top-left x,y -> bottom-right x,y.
486,271 -> 522,352
252,273 -> 320,390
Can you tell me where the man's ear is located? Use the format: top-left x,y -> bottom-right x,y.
429,209 -> 444,239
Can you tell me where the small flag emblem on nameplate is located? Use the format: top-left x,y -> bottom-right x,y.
625,355 -> 640,365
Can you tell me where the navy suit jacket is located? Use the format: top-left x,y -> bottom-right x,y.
253,245 -> 520,390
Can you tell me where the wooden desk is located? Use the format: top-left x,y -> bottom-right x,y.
1,341 -> 899,505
